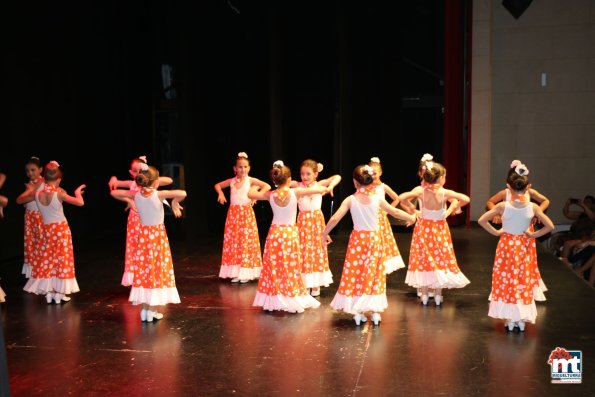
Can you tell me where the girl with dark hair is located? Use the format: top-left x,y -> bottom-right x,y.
108,156 -> 173,286
16,156 -> 44,279
290,159 -> 341,297
111,162 -> 186,322
322,165 -> 416,326
248,160 -> 327,313
22,161 -> 86,304
478,162 -> 554,332
368,156 -> 405,275
214,152 -> 271,283
485,159 -> 550,301
399,159 -> 470,306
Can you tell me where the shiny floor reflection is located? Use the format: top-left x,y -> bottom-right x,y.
1,225 -> 594,396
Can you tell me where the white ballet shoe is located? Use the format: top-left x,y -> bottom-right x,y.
421,295 -> 429,305
61,296 -> 71,303
140,309 -> 147,322
354,313 -> 367,325
434,295 -> 443,306
53,293 -> 64,304
146,310 -> 164,322
372,313 -> 381,326
516,321 -> 526,332
239,279 -> 250,284
505,321 -> 515,332
230,278 -> 240,283
310,287 -> 320,297
45,293 -> 54,304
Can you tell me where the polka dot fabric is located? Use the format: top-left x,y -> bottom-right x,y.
23,220 -> 80,295
405,218 -> 470,289
129,223 -> 180,306
488,232 -> 537,323
23,209 -> 43,278
378,210 -> 405,274
253,224 -> 320,313
330,229 -> 388,314
122,209 -> 141,286
297,209 -> 333,288
219,204 -> 263,281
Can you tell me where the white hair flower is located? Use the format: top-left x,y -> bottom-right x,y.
237,152 -> 248,159
363,165 -> 374,175
139,155 -> 147,164
515,163 -> 529,176
49,160 -> 60,167
421,153 -> 433,162
510,159 -> 522,168
140,163 -> 149,172
370,157 -> 380,164
425,161 -> 434,171
273,160 -> 284,168
317,163 -> 324,172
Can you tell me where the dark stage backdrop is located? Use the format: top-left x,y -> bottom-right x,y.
0,1 -> 469,262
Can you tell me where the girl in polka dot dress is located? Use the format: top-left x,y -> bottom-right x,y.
368,156 -> 406,275
322,165 -> 416,326
22,161 -> 85,304
214,152 -> 270,283
111,163 -> 186,322
109,156 -> 173,287
478,163 -> 553,332
248,160 -> 327,313
399,159 -> 470,306
291,159 -> 341,297
16,156 -> 44,279
485,159 -> 550,301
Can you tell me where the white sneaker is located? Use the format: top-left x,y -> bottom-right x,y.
372,313 -> 381,325
434,295 -> 443,306
140,309 -> 147,322
516,321 -> 526,332
421,295 -> 429,305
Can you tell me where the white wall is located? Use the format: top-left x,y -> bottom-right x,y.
471,0 -> 595,223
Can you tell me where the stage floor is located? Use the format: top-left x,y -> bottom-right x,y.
1,224 -> 593,396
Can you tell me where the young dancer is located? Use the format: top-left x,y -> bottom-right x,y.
16,157 -> 44,279
478,162 -> 554,332
486,159 -> 550,301
322,165 -> 416,326
248,160 -> 326,313
109,156 -> 173,286
291,159 -> 341,296
214,152 -> 271,283
368,157 -> 405,274
411,153 -> 461,299
22,161 -> 85,304
399,159 -> 470,306
111,163 -> 186,322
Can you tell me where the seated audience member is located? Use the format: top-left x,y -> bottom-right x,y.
551,196 -> 595,256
